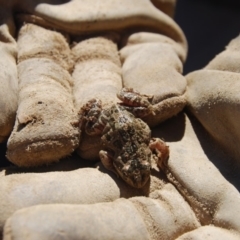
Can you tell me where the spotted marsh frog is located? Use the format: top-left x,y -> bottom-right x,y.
79,88 -> 169,188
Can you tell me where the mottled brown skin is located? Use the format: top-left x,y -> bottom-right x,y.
79,88 -> 169,188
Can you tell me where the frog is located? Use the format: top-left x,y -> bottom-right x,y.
79,88 -> 169,188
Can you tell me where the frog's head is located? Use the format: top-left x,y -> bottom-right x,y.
114,149 -> 152,188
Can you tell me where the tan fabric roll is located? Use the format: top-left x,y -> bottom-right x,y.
0,8 -> 18,143
6,24 -> 79,166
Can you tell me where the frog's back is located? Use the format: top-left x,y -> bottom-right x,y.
110,105 -> 150,144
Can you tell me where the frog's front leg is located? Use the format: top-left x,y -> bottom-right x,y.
149,138 -> 169,170
79,99 -> 105,135
117,88 -> 155,118
99,150 -> 119,177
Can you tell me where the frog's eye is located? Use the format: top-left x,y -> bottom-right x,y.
114,156 -> 126,171
122,164 -> 130,172
121,165 -> 131,176
141,161 -> 151,170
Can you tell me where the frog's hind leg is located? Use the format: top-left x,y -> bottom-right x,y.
117,88 -> 155,118
121,106 -> 155,118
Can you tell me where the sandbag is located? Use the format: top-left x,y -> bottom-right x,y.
6,24 -> 79,166
186,35 -> 240,166
0,9 -> 18,143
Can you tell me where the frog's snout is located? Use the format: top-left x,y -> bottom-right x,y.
120,160 -> 151,188
131,170 -> 150,188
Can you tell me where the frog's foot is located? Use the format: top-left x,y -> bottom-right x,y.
117,88 -> 155,118
99,150 -> 119,177
79,99 -> 104,135
149,138 -> 169,169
